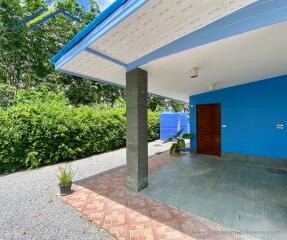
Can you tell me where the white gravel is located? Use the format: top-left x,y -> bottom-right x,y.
0,140 -> 171,240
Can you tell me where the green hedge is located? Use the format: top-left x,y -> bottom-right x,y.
0,90 -> 159,173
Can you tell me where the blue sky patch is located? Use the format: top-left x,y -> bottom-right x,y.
78,0 -> 115,10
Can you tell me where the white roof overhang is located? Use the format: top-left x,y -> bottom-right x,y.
52,0 -> 287,102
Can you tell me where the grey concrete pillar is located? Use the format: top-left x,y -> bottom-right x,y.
126,68 -> 148,192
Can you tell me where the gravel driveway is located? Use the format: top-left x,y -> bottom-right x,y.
0,140 -> 171,240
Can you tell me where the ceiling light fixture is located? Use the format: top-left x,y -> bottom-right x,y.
186,67 -> 199,78
209,83 -> 216,91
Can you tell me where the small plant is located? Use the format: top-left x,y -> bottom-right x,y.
57,165 -> 75,195
164,128 -> 192,155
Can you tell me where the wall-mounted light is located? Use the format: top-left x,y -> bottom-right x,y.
209,83 -> 216,91
186,67 -> 199,78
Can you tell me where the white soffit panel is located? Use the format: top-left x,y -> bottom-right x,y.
142,21 -> 287,102
90,0 -> 257,63
62,51 -> 125,84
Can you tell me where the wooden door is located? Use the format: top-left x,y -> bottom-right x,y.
196,104 -> 221,156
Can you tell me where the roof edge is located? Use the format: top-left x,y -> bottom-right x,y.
51,0 -> 128,64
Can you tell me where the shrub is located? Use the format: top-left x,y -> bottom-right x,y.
148,110 -> 160,141
0,89 -> 160,173
0,84 -> 17,110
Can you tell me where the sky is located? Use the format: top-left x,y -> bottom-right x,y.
77,0 -> 115,10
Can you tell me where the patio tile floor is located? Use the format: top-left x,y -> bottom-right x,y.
62,152 -> 253,240
141,154 -> 287,240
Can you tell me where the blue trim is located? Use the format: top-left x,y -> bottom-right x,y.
52,0 -> 287,94
126,0 -> 287,71
53,0 -> 147,69
53,0 -> 287,71
36,9 -> 80,25
51,0 -> 132,64
18,8 -> 47,25
86,48 -> 127,67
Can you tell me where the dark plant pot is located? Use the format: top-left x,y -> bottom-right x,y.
59,183 -> 72,196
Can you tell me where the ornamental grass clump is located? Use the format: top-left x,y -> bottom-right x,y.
57,165 -> 75,195
57,165 -> 75,185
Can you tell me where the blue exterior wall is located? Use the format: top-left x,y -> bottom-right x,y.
189,75 -> 287,159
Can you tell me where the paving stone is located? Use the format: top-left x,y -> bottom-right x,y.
62,152 -> 253,240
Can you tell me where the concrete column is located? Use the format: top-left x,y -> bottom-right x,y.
126,68 -> 148,192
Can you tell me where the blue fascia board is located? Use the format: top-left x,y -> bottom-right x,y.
53,0 -> 287,77
127,0 -> 287,71
51,0 -> 127,64
85,48 -> 127,67
52,0 -> 147,67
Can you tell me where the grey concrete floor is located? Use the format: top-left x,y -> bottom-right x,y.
141,153 -> 287,240
0,140 -> 171,240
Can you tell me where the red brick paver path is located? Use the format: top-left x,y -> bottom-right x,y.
62,152 -> 252,240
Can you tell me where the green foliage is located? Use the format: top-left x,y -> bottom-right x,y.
164,128 -> 192,155
148,95 -> 189,113
0,0 -> 126,107
0,89 -> 160,173
148,111 -> 160,141
0,83 -> 17,109
0,0 -> 186,171
57,165 -> 75,185
15,87 -> 68,104
65,78 -> 125,107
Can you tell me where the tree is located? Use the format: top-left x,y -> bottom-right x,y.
0,0 -> 125,105
148,95 -> 165,112
1,0 -> 91,88
65,79 -> 125,107
0,0 -> 185,110
166,99 -> 189,113
148,95 -> 188,113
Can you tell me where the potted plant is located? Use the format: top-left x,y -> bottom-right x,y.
164,128 -> 192,155
57,165 -> 75,196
